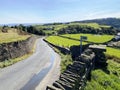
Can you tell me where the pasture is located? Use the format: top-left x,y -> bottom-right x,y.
46,36 -> 87,48
62,34 -> 114,43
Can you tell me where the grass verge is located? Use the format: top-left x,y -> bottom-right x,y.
51,47 -> 73,73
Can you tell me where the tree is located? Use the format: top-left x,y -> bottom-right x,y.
2,25 -> 8,33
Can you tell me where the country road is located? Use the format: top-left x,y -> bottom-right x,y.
0,38 -> 60,90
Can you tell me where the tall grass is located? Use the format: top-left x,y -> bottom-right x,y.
85,60 -> 120,90
51,47 -> 73,73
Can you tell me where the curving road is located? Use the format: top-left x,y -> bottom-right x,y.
0,38 -> 59,90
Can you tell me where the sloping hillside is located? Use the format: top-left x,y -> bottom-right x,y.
0,28 -> 30,44
73,18 -> 120,29
34,22 -> 114,35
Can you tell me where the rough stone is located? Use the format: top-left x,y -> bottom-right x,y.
0,36 -> 37,62
46,45 -> 106,90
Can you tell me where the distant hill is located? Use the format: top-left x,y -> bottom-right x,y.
0,23 -> 43,26
73,18 -> 120,29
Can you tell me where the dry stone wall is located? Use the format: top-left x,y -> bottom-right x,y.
44,39 -> 70,54
46,49 -> 96,90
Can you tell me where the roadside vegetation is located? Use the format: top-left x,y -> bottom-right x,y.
85,60 -> 120,90
51,47 -> 73,73
0,54 -> 31,68
0,38 -> 37,68
46,33 -> 120,89
0,26 -> 37,68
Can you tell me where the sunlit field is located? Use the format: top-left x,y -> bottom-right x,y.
0,29 -> 30,44
46,36 -> 87,48
62,34 -> 114,43
106,47 -> 120,58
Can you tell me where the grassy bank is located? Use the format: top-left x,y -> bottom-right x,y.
106,47 -> 120,58
60,54 -> 73,73
85,60 -> 120,90
84,47 -> 120,90
46,34 -> 120,90
51,47 -> 73,73
0,54 -> 31,68
0,38 -> 37,68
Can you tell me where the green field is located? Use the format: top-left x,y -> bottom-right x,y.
62,34 -> 114,43
46,34 -> 120,59
46,34 -> 120,90
0,29 -> 30,44
46,36 -> 87,48
43,30 -> 56,35
106,47 -> 120,58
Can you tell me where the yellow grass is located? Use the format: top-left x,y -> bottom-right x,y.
106,47 -> 120,58
0,29 -> 30,44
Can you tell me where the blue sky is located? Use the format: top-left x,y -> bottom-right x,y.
0,0 -> 120,24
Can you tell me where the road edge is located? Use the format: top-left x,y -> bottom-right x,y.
35,49 -> 61,90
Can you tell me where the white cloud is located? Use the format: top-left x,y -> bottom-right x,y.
83,11 -> 120,20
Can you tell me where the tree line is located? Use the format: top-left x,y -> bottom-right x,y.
0,23 -> 118,35
58,25 -> 117,35
11,24 -> 45,35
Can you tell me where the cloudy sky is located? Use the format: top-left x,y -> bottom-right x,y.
0,0 -> 120,24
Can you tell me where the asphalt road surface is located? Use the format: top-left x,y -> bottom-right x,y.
0,38 -> 58,90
